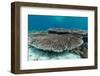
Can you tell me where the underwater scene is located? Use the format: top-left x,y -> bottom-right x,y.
28,15 -> 88,61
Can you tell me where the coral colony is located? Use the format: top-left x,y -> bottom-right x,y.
28,28 -> 88,61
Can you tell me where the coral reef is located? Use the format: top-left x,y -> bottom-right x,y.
48,28 -> 87,35
30,34 -> 83,52
28,28 -> 88,59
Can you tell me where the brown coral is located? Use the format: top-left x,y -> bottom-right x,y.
30,34 -> 83,52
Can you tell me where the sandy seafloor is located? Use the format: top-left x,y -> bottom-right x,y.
28,46 -> 81,61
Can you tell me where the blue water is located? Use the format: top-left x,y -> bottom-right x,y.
28,15 -> 88,32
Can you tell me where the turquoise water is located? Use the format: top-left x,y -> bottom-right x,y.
28,15 -> 88,32
28,15 -> 88,61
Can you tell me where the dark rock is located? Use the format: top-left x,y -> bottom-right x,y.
48,28 -> 70,34
48,28 -> 87,36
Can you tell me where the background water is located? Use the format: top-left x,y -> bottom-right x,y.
28,15 -> 88,32
28,15 -> 88,61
